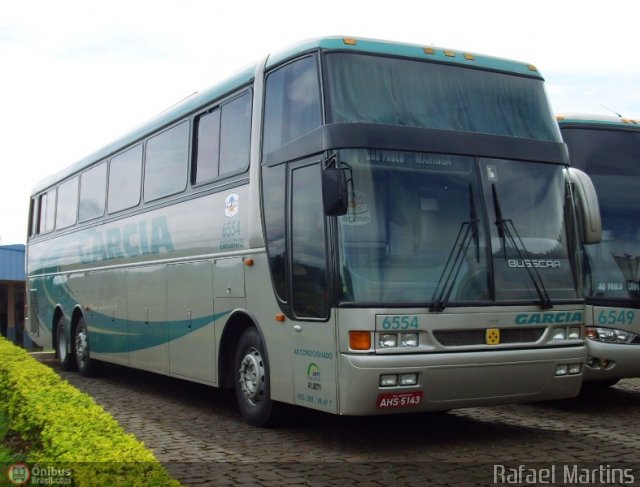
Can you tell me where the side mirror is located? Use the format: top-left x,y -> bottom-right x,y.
322,167 -> 349,216
569,167 -> 602,244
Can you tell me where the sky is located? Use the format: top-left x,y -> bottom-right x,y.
1,0 -> 639,245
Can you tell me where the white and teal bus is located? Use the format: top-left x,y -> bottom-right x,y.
558,114 -> 640,387
27,37 -> 601,426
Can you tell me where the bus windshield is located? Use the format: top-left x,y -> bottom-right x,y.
324,53 -> 561,142
336,150 -> 578,305
562,127 -> 640,302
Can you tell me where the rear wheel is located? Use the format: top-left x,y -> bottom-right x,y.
55,316 -> 75,371
75,317 -> 96,377
234,327 -> 281,427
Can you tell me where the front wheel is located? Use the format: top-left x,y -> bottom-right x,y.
234,327 -> 281,427
75,317 -> 96,377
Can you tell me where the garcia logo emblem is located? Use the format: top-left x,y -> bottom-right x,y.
224,193 -> 239,218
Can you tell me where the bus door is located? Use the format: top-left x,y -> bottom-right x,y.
289,161 -> 338,413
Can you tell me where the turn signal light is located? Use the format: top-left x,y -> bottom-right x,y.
350,331 -> 371,350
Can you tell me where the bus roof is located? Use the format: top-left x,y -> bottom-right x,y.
557,113 -> 640,130
31,36 -> 545,196
266,36 -> 543,77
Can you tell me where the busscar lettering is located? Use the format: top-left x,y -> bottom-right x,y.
79,216 -> 174,264
508,259 -> 561,269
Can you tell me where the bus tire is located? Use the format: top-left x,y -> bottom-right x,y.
56,316 -> 75,371
75,317 -> 96,377
234,327 -> 280,427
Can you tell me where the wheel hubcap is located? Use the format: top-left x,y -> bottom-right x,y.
238,347 -> 265,406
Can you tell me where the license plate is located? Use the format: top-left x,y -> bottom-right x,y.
377,391 -> 423,409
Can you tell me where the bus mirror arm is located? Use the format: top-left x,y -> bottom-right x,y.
322,167 -> 349,216
569,168 -> 602,245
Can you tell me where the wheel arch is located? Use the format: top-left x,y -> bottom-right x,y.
218,309 -> 266,389
70,306 -> 86,332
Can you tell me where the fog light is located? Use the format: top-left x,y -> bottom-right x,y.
568,363 -> 582,375
399,373 -> 418,386
568,327 -> 581,339
400,333 -> 419,347
379,334 -> 398,348
555,365 -> 568,376
380,374 -> 398,387
552,328 -> 566,340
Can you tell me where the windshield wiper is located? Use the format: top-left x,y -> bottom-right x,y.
430,185 -> 480,312
492,184 -> 553,310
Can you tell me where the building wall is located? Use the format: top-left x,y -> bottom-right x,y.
0,244 -> 29,348
0,280 -> 27,347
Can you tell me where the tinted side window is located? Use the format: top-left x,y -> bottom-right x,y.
56,176 -> 79,229
262,163 -> 287,301
194,108 -> 221,184
79,162 -> 107,222
194,91 -> 252,184
219,92 -> 251,175
144,121 -> 189,201
263,57 -> 321,156
38,190 -> 56,234
108,145 -> 142,213
291,163 -> 328,318
28,198 -> 37,237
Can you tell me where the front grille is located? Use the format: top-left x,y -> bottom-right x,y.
433,327 -> 545,346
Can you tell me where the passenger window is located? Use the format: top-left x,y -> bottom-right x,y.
194,91 -> 251,184
28,198 -> 37,237
194,108 -> 221,184
79,162 -> 107,222
220,92 -> 251,175
108,144 -> 142,213
144,121 -> 189,201
263,56 -> 321,156
56,176 -> 79,229
38,189 -> 56,234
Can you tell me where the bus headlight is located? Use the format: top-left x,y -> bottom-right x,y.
398,373 -> 418,386
380,374 -> 398,387
400,333 -> 419,347
567,327 -> 581,339
585,327 -> 638,344
551,326 -> 582,341
377,333 -> 419,349
379,334 -> 398,348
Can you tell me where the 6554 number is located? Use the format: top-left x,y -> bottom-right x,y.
381,316 -> 419,330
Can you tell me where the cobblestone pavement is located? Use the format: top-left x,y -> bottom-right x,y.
39,355 -> 640,486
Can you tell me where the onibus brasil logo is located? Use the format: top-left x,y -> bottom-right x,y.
7,463 -> 30,485
6,463 -> 73,485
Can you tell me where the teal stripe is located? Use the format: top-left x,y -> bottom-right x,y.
88,309 -> 231,354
